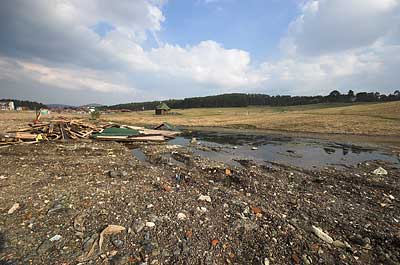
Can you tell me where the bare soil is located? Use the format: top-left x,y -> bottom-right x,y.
0,138 -> 399,264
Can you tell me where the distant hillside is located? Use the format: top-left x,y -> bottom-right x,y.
105,90 -> 400,111
1,99 -> 47,110
80,103 -> 104,108
47,104 -> 76,109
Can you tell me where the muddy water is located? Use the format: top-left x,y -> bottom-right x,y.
168,130 -> 400,169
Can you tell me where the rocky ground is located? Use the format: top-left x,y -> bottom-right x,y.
0,139 -> 399,264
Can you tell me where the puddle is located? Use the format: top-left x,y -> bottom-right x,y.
169,131 -> 400,169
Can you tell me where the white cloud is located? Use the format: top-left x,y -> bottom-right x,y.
259,0 -> 400,95
148,41 -> 264,88
281,0 -> 400,56
0,0 -> 399,104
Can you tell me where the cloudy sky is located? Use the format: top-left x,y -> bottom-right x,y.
0,0 -> 399,105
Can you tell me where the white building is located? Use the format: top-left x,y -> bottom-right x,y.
0,101 -> 15,111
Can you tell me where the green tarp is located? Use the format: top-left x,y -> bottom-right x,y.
92,127 -> 140,138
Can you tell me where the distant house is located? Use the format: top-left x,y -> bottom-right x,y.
0,101 -> 15,111
155,103 -> 170,115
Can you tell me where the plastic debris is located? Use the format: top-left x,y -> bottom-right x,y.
198,195 -> 212,203
49,235 -> 62,242
312,225 -> 334,244
99,225 -> 126,251
7,203 -> 20,214
373,167 -> 388,176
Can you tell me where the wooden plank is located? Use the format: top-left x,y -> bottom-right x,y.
95,135 -> 166,142
122,125 -> 180,138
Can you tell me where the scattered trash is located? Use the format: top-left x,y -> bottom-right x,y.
1,121 -> 399,264
373,167 -> 388,175
198,195 -> 212,203
49,234 -> 62,242
145,222 -> 156,228
311,225 -> 334,244
211,239 -> 219,246
153,122 -> 179,131
99,225 -> 126,251
250,206 -> 262,215
251,147 -> 258,150
177,213 -> 187,220
185,230 -> 193,239
7,203 -> 20,214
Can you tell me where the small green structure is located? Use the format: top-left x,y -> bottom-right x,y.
155,103 -> 170,115
92,127 -> 140,138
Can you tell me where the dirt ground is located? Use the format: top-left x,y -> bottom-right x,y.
0,132 -> 400,264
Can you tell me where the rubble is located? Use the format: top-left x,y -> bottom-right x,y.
0,126 -> 399,264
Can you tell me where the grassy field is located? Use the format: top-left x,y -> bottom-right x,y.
101,101 -> 400,136
0,101 -> 399,136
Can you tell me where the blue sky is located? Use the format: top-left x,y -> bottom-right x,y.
160,0 -> 299,62
0,0 -> 399,105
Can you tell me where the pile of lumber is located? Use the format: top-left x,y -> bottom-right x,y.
0,119 -> 181,146
0,119 -> 103,145
93,125 -> 181,142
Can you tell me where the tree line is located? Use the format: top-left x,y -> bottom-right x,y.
0,99 -> 47,110
106,90 -> 400,111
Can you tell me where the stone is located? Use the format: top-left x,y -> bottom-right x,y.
146,222 -> 156,228
36,240 -> 54,254
112,239 -> 124,248
198,195 -> 212,203
109,170 -> 128,178
110,254 -> 130,265
177,213 -> 187,220
292,254 -> 300,264
333,240 -> 346,248
109,170 -> 120,178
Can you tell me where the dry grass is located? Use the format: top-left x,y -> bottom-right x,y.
0,111 -> 84,131
101,101 -> 400,136
0,101 -> 399,136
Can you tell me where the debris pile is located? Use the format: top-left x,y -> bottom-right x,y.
0,119 -> 181,146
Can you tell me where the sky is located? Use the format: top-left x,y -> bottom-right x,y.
0,0 -> 399,105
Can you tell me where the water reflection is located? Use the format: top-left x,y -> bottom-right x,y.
169,131 -> 399,169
